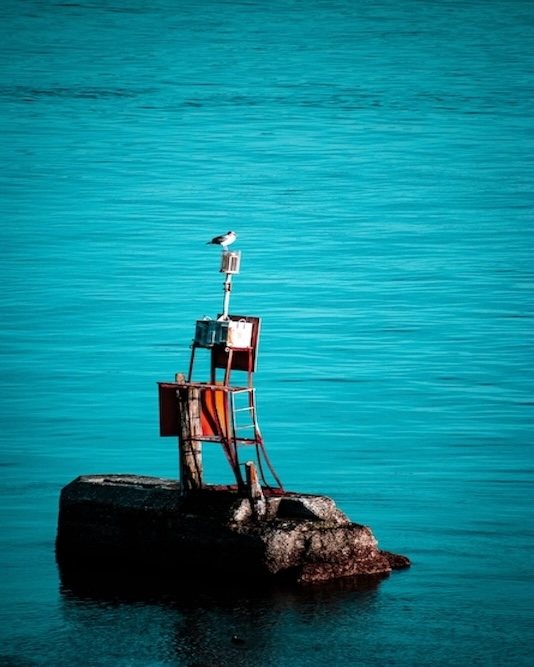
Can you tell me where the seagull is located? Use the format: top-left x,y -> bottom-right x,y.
206,231 -> 237,249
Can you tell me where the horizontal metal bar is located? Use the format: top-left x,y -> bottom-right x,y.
186,435 -> 259,444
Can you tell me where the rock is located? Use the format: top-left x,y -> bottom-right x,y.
56,474 -> 410,585
382,551 -> 412,570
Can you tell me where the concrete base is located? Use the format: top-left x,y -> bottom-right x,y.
56,474 -> 410,585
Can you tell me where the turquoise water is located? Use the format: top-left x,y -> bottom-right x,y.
1,0 -> 533,665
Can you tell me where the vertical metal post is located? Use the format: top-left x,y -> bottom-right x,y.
222,273 -> 232,319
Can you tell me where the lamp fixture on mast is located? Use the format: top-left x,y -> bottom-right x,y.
219,250 -> 241,320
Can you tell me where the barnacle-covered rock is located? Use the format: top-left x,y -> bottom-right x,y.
56,474 -> 410,585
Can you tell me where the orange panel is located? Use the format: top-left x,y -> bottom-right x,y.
201,388 -> 229,437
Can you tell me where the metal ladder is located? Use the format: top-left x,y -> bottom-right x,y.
227,388 -> 283,491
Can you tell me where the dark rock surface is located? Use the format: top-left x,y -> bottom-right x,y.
56,474 -> 410,585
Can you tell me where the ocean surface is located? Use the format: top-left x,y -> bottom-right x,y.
1,0 -> 533,665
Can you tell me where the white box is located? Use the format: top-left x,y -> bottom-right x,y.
227,320 -> 253,347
